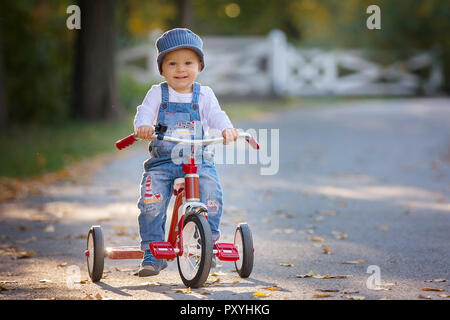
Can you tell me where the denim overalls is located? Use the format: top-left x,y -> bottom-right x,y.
137,82 -> 223,251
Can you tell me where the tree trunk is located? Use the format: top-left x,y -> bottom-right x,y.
178,0 -> 193,28
72,0 -> 120,121
0,22 -> 8,130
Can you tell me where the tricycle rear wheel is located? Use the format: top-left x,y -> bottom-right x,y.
234,223 -> 254,278
86,225 -> 105,282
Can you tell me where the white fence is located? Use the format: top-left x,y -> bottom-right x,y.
117,30 -> 443,97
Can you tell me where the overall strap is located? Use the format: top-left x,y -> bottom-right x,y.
161,82 -> 169,103
192,82 -> 200,105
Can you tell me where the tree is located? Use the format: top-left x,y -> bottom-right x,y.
73,0 -> 120,121
179,0 -> 193,28
0,23 -> 7,130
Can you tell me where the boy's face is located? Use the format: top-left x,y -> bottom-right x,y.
161,48 -> 203,93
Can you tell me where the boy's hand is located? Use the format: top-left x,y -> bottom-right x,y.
136,125 -> 155,141
222,128 -> 239,145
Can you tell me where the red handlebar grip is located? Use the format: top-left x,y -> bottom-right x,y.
246,136 -> 260,150
115,134 -> 137,150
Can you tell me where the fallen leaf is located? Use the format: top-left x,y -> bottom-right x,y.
210,271 -> 227,276
205,278 -> 221,286
422,288 -> 445,292
264,286 -> 280,291
16,250 -> 36,259
378,226 -> 389,232
425,279 -> 447,283
296,270 -> 316,278
316,289 -> 339,292
313,293 -> 333,298
341,260 -> 364,264
330,275 -> 353,279
311,237 -> 325,242
279,263 -> 293,267
200,291 -> 211,295
437,294 -> 450,298
0,285 -> 9,292
323,246 -> 334,255
95,293 -> 103,300
140,281 -> 161,286
57,262 -> 68,268
326,211 -> 337,216
75,280 -> 88,284
85,293 -> 94,300
418,294 -> 432,299
253,292 -> 271,297
39,279 -> 52,283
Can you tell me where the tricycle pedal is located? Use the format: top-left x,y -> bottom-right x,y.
214,242 -> 239,261
149,241 -> 177,259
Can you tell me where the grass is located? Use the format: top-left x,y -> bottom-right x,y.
0,113 -> 135,179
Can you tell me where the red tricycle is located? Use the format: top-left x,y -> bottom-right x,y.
84,124 -> 260,288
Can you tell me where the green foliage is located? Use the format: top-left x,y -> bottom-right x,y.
119,72 -> 155,112
0,0 -> 74,125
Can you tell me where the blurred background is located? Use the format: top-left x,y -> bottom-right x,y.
0,0 -> 449,187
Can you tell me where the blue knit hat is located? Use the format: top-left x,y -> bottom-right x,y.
156,28 -> 205,74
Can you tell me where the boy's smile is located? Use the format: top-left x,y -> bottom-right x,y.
161,48 -> 203,93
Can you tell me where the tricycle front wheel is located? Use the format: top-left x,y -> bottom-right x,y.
177,214 -> 213,288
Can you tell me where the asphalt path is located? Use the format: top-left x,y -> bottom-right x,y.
1,97 -> 449,301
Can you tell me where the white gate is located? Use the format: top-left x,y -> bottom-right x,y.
117,30 -> 442,97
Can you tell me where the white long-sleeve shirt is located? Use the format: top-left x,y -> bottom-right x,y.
134,83 -> 233,135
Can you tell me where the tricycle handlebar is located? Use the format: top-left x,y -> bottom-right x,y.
115,131 -> 259,151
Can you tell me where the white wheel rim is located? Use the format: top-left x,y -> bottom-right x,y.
179,221 -> 202,281
87,233 -> 94,273
234,229 -> 243,270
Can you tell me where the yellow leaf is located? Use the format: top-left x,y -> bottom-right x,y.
264,286 -> 280,291
323,246 -> 333,255
279,263 -> 293,267
311,237 -> 325,242
253,292 -> 271,297
422,288 -> 445,292
314,293 -> 333,298
341,260 -> 364,264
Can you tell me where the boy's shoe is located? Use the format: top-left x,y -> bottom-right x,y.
138,250 -> 168,277
211,255 -> 217,268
